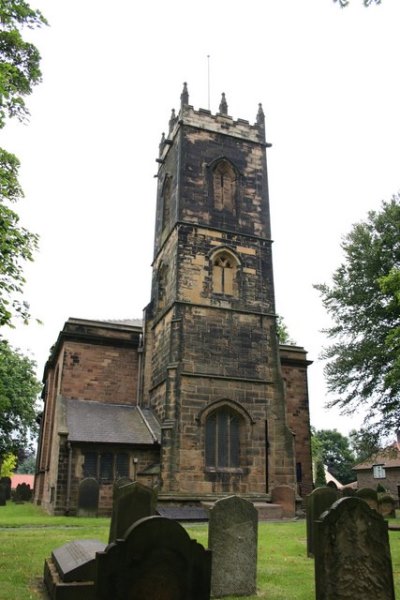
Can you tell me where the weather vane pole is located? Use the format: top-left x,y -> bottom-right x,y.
207,54 -> 210,110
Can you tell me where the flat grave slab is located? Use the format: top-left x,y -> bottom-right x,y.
156,506 -> 209,521
52,539 -> 107,582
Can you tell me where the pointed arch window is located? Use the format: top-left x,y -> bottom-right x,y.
211,250 -> 238,296
213,160 -> 236,212
205,406 -> 240,469
161,175 -> 172,231
157,262 -> 168,310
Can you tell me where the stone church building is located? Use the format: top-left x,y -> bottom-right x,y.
34,85 -> 313,515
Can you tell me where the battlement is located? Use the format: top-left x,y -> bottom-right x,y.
158,83 -> 268,162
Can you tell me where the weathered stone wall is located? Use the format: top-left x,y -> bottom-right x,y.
280,345 -> 313,497
356,469 -> 400,499
60,341 -> 138,404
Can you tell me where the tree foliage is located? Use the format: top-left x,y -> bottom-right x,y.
349,428 -> 380,464
312,428 -> 356,485
276,316 -> 295,345
334,0 -> 381,6
0,452 -> 17,477
0,1 -> 46,328
0,339 -> 41,466
315,197 -> 400,436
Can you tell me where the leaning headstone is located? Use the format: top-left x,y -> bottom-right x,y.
0,477 -> 11,500
378,493 -> 396,518
96,515 -> 211,600
0,483 -> 6,506
314,497 -> 395,600
108,480 -> 157,543
44,539 -> 106,600
270,485 -> 296,518
306,486 -> 338,557
356,487 -> 379,511
77,478 -> 99,517
208,495 -> 258,597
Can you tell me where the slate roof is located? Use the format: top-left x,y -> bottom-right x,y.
63,398 -> 160,445
352,444 -> 400,470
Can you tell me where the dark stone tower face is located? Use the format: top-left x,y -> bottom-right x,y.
143,85 -> 295,498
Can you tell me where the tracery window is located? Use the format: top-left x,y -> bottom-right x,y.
205,407 -> 240,469
211,250 -> 238,295
213,160 -> 236,211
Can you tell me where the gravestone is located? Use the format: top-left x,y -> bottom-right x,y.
306,486 -> 338,557
15,482 -> 32,502
314,497 -> 395,600
96,515 -> 211,600
44,539 -> 106,600
0,476 -> 11,500
270,484 -> 296,517
208,495 -> 258,597
108,480 -> 157,543
0,483 -> 6,506
77,478 -> 99,517
356,487 -> 379,511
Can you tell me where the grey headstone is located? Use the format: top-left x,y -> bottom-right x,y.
314,497 -> 395,600
306,486 -> 338,557
96,515 -> 211,600
108,481 -> 157,543
208,495 -> 258,597
0,483 -> 6,506
0,477 -> 11,500
355,487 -> 379,511
52,539 -> 106,582
77,478 -> 99,517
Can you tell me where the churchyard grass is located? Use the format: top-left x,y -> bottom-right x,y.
0,503 -> 399,600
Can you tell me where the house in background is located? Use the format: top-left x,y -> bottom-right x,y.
34,85 -> 314,516
352,443 -> 400,503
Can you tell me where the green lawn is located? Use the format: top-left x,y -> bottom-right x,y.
0,502 -> 399,600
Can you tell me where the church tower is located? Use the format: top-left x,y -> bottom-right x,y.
142,84 -> 297,500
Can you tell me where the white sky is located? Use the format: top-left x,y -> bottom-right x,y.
3,0 -> 400,436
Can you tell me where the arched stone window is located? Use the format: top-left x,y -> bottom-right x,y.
161,175 -> 172,231
205,406 -> 241,469
211,249 -> 239,296
213,160 -> 236,211
157,262 -> 168,309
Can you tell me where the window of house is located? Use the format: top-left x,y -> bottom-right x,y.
213,160 -> 236,211
212,251 -> 238,296
116,453 -> 129,478
205,407 -> 240,469
373,464 -> 386,479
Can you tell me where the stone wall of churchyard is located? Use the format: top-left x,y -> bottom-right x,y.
60,341 -> 138,405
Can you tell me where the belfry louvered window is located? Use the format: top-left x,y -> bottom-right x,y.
205,407 -> 240,469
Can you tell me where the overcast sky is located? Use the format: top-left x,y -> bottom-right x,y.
3,0 -> 400,436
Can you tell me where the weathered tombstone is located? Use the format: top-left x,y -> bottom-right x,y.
270,484 -> 296,518
0,476 -> 11,500
108,480 -> 157,543
378,493 -> 396,518
0,483 -> 6,506
15,482 -> 32,502
342,486 -> 355,497
306,486 -> 338,557
314,497 -> 395,600
208,495 -> 258,597
44,539 -> 106,600
356,487 -> 379,511
96,515 -> 211,600
77,478 -> 99,517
